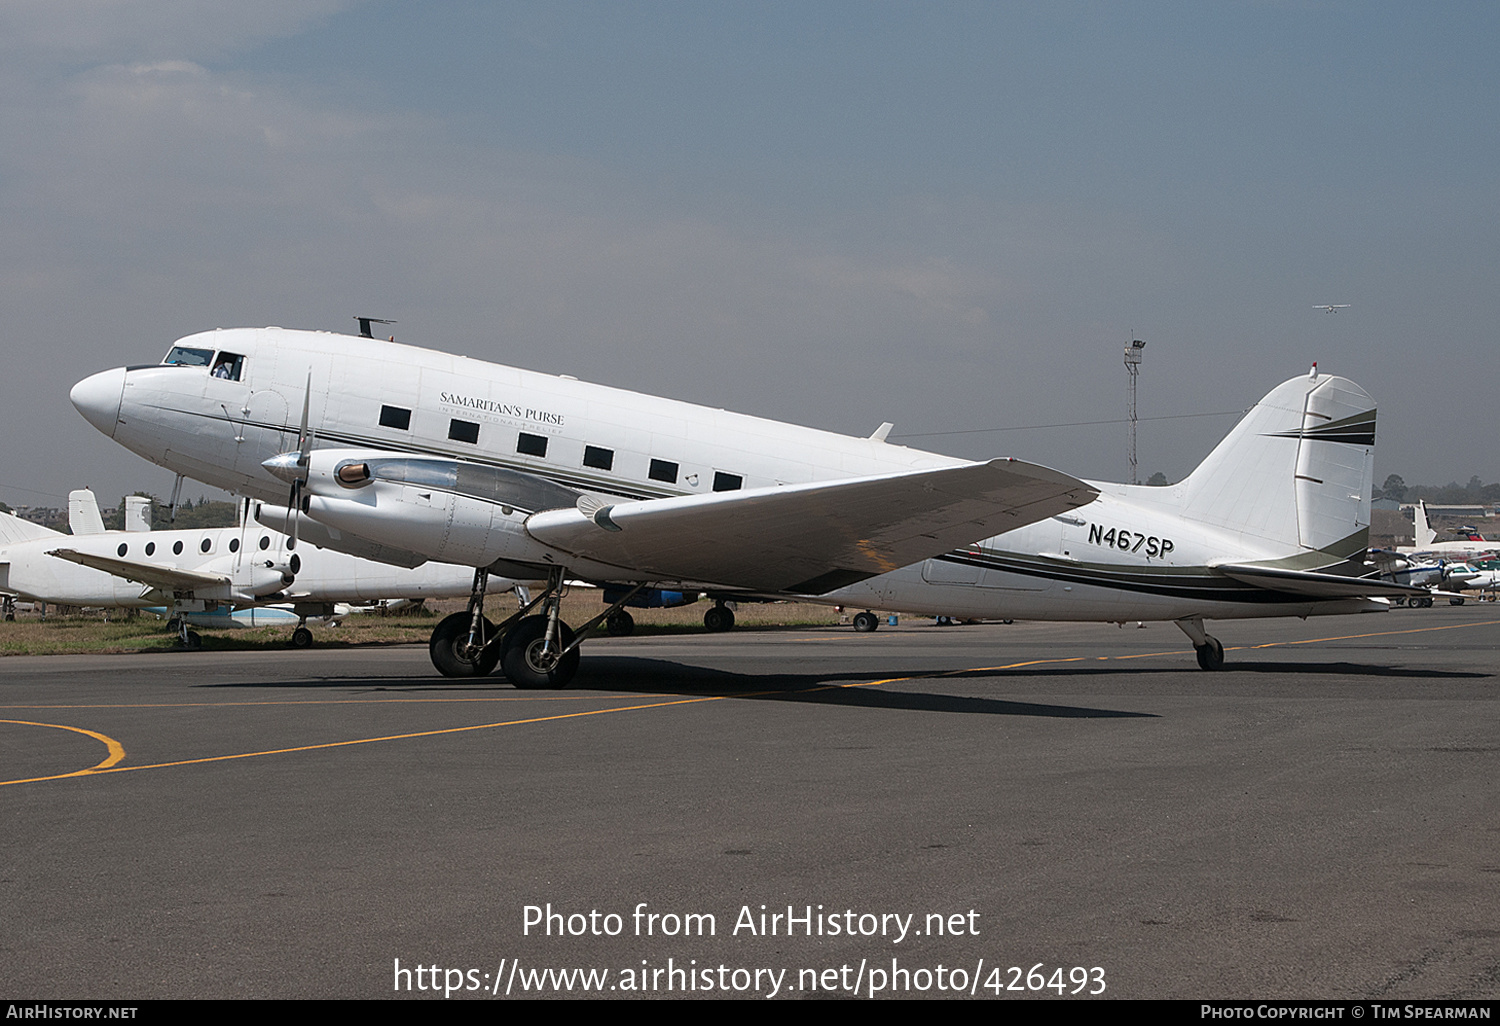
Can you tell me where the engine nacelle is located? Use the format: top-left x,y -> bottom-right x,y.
285,450 -> 579,569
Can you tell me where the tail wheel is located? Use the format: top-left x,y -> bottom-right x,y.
429,611 -> 501,677
501,615 -> 580,689
1195,637 -> 1224,671
606,609 -> 635,636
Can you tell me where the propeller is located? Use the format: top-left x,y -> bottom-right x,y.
281,372 -> 314,553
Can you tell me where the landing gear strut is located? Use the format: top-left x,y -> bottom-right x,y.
427,568 -> 647,689
1175,616 -> 1224,671
171,615 -> 201,651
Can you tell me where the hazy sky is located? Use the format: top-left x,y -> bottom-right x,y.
2,1 -> 1496,513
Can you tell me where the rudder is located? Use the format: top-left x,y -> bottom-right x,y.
1180,369 -> 1374,559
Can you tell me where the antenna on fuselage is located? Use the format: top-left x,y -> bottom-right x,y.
355,316 -> 396,339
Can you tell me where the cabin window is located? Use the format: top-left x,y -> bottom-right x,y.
517,433 -> 548,458
583,445 -> 614,471
229,538 -> 239,553
649,459 -> 678,484
163,346 -> 213,367
117,543 -> 128,557
380,405 -> 412,430
448,419 -> 480,444
259,535 -> 270,550
713,472 -> 743,492
145,542 -> 155,556
210,352 -> 244,381
173,541 -> 184,555
200,538 -> 212,553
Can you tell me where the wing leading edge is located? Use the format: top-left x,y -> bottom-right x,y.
525,458 -> 1098,594
47,548 -> 228,593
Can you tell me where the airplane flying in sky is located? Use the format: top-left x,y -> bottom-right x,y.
0,489 -> 502,648
70,326 -> 1421,684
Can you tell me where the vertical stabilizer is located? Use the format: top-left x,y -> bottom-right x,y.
125,495 -> 152,532
68,489 -> 106,536
1413,501 -> 1435,547
1180,374 -> 1374,559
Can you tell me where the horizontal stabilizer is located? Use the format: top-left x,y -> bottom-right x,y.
0,512 -> 63,546
1214,562 -> 1428,599
526,459 -> 1097,593
47,548 -> 228,593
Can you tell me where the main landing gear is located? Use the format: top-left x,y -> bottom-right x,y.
703,601 -> 735,632
1175,616 -> 1224,671
167,614 -> 202,651
428,568 -> 648,689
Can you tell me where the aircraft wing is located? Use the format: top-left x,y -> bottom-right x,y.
1213,563 -> 1430,599
525,458 -> 1097,594
47,548 -> 229,593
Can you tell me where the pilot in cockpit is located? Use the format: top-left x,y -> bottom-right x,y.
210,352 -> 244,381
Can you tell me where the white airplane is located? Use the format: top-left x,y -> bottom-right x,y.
0,489 -> 502,648
70,326 -> 1423,685
1315,304 -> 1351,314
1397,501 -> 1497,562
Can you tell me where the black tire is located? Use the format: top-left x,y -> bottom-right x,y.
290,627 -> 313,648
183,630 -> 202,651
501,615 -> 579,689
429,612 -> 501,677
703,605 -> 735,632
1450,596 -> 1466,606
852,611 -> 879,633
605,609 -> 635,636
1195,637 -> 1224,671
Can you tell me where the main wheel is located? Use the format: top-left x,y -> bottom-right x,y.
852,610 -> 879,633
606,609 -> 635,636
180,630 -> 202,651
703,605 -> 735,632
501,615 -> 580,689
1450,596 -> 1466,606
290,627 -> 313,648
429,612 -> 501,677
1195,637 -> 1224,671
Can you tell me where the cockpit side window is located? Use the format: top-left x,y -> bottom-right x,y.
210,352 -> 245,381
163,346 -> 214,367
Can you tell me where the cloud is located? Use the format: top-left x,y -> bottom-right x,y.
0,1 -> 358,64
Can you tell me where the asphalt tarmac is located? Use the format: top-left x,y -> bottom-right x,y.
2,607 -> 1498,1000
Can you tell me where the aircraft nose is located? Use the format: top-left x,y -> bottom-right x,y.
70,368 -> 126,438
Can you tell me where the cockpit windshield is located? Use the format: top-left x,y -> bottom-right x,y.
161,346 -> 245,381
163,346 -> 213,367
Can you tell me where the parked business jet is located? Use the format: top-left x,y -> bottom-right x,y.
70,327 -> 1420,684
0,489 -> 501,648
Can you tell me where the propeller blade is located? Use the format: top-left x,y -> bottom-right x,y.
286,370 -> 314,551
